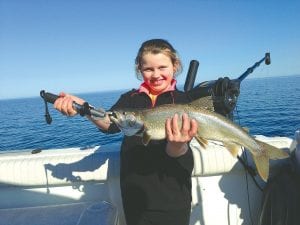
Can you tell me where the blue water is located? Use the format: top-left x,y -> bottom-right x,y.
0,75 -> 299,152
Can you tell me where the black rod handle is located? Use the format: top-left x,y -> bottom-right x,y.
184,60 -> 199,92
40,90 -> 59,104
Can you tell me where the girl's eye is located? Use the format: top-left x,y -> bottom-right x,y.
143,68 -> 153,72
159,66 -> 168,71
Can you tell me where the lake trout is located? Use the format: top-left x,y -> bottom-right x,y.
110,98 -> 289,181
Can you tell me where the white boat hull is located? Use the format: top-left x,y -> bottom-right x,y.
0,136 -> 293,225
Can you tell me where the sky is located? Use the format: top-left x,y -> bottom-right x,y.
1,0 -> 300,100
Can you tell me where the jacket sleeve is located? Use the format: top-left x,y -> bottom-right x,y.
176,146 -> 194,174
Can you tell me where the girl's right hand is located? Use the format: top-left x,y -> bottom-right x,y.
53,92 -> 85,117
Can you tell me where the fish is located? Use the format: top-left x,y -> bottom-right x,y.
109,97 -> 289,181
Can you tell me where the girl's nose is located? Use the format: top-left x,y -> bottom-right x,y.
152,69 -> 160,77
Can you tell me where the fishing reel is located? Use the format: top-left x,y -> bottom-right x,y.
209,77 -> 240,118
188,77 -> 240,119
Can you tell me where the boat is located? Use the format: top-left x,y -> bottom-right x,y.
0,53 -> 297,225
0,136 -> 295,225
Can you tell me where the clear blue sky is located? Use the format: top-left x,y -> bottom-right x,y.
1,0 -> 300,99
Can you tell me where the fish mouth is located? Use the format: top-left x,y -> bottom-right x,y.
110,111 -> 133,129
109,110 -> 144,136
109,111 -> 122,126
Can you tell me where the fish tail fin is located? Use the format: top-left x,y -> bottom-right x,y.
252,154 -> 269,182
255,139 -> 290,160
252,139 -> 290,182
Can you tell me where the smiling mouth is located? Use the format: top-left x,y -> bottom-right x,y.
150,79 -> 164,86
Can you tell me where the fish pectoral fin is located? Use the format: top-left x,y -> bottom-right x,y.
223,142 -> 242,157
255,139 -> 290,160
252,154 -> 269,182
195,136 -> 208,148
142,132 -> 152,146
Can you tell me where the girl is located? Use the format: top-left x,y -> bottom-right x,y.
54,39 -> 198,225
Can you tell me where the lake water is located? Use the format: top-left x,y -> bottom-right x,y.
0,75 -> 299,152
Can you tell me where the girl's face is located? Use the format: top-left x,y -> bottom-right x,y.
140,53 -> 177,95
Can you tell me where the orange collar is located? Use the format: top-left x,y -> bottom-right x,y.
138,79 -> 176,107
138,79 -> 176,95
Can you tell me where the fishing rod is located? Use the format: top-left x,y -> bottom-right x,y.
186,53 -> 271,118
194,52 -> 271,90
40,90 -> 107,124
237,52 -> 271,82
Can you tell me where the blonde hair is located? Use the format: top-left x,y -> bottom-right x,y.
135,39 -> 182,80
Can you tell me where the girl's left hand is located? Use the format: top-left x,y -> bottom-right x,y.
165,113 -> 198,157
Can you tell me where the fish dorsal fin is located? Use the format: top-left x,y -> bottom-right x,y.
223,142 -> 241,157
195,136 -> 209,148
142,131 -> 152,146
189,96 -> 214,111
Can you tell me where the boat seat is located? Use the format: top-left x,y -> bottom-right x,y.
0,147 -> 111,187
191,135 -> 292,176
0,201 -> 118,225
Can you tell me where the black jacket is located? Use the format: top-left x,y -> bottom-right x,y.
106,89 -> 194,215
